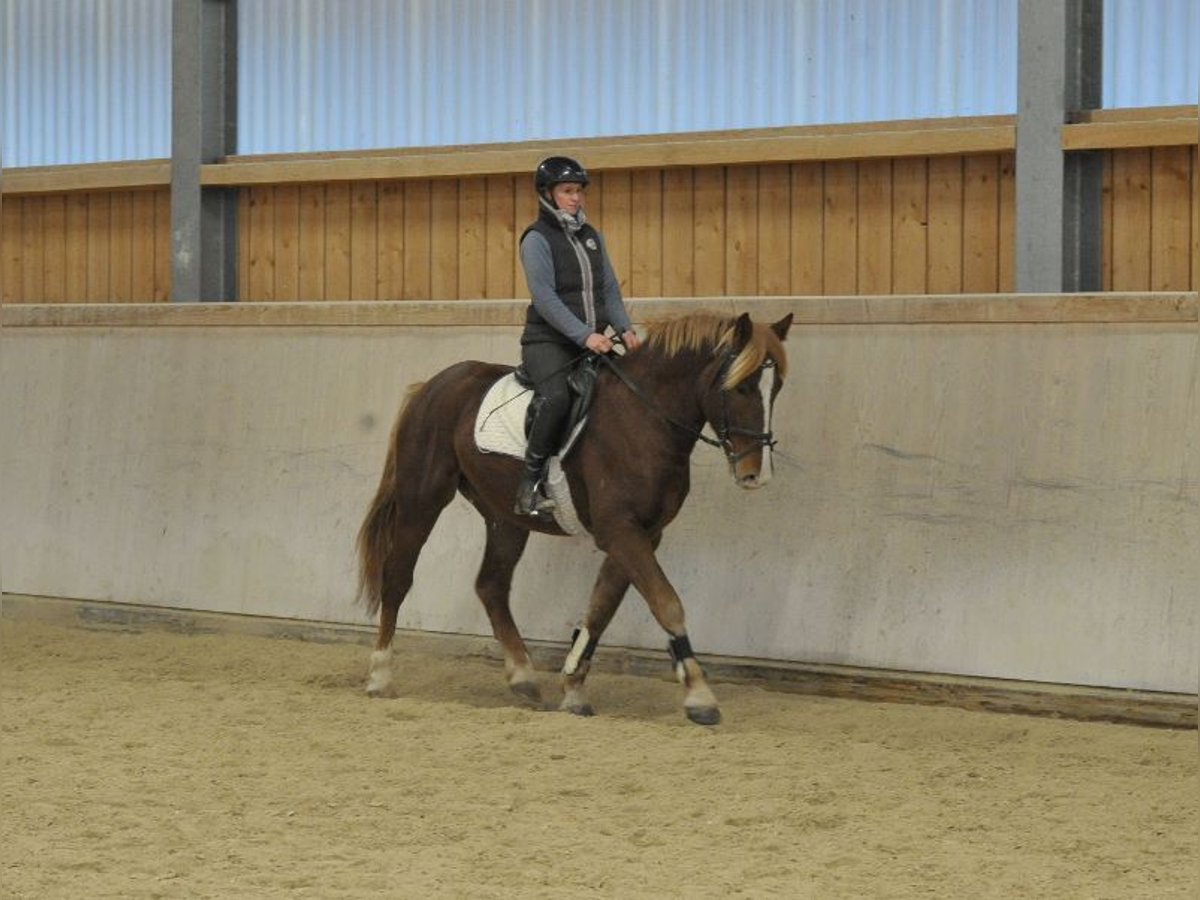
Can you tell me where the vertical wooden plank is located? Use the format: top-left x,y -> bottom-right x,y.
693,166 -> 725,296
725,165 -> 758,296
65,193 -> 91,300
297,184 -> 326,300
109,192 -> 134,302
129,191 -> 157,301
402,180 -> 431,300
429,178 -> 459,300
484,175 -> 515,299
153,189 -> 171,301
325,183 -> 352,300
756,164 -> 790,295
42,195 -> 67,302
458,176 -> 487,300
892,157 -> 928,294
274,185 -> 300,301
377,182 -> 405,301
350,181 -> 378,300
2,198 -> 22,302
927,156 -> 964,294
1192,145 -> 1199,291
22,196 -> 46,301
237,188 -> 251,301
246,186 -> 276,300
822,161 -> 858,295
790,162 -> 824,294
997,153 -> 1016,292
660,168 -> 695,298
629,168 -> 663,297
599,171 -> 632,295
1149,146 -> 1191,291
962,154 -> 1000,292
857,159 -> 893,294
86,193 -> 111,302
1110,148 -> 1152,291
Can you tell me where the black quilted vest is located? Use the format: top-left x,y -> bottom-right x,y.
521,207 -> 609,345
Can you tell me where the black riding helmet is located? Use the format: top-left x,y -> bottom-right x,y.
534,156 -> 589,205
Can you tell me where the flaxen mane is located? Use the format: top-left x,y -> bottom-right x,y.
642,313 -> 789,388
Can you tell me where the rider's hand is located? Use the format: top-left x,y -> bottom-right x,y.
584,333 -> 614,354
621,330 -> 641,351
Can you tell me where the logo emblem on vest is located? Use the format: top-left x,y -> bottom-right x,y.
585,238 -> 598,251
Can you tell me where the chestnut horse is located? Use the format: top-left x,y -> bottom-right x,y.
357,311 -> 792,725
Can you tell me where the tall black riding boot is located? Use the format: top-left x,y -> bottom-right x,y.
514,452 -> 557,517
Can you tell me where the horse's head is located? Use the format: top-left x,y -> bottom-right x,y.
699,312 -> 793,489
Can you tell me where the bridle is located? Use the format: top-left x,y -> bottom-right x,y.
598,347 -> 778,468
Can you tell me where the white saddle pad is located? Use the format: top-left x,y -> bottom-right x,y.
474,373 -> 586,535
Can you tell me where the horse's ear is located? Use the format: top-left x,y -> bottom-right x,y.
732,312 -> 754,349
771,313 -> 793,341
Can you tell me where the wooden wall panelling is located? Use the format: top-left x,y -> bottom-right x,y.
483,175 -> 514,299
891,157 -> 928,293
822,161 -> 858,295
65,193 -> 90,300
693,166 -> 725,295
629,168 -> 663,297
298,184 -> 327,300
325,183 -> 352,300
1110,149 -> 1152,290
109,192 -> 134,302
42,195 -> 66,302
377,182 -> 405,301
153,189 -> 170,301
86,193 -> 111,302
1192,145 -> 1199,291
458,177 -> 487,300
962,154 -> 1000,292
1149,146 -> 1192,290
997,154 -> 1016,292
1100,151 -> 1114,290
21,196 -> 45,301
129,191 -> 156,301
756,163 -> 791,295
402,181 -> 431,300
274,185 -> 300,301
927,156 -> 964,294
598,170 -> 632,295
725,165 -> 758,296
429,178 -> 459,300
661,167 -> 695,297
236,189 -> 250,301
350,181 -> 378,301
789,162 -> 824,294
857,159 -> 893,294
246,186 -> 276,301
2,197 -> 23,301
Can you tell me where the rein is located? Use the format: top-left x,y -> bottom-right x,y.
598,348 -> 776,466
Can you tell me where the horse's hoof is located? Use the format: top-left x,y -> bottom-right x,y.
686,706 -> 721,726
561,701 -> 595,717
510,680 -> 543,704
366,688 -> 385,699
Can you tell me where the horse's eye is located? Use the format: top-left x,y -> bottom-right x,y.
735,381 -> 756,396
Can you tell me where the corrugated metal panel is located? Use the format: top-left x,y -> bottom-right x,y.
2,0 -> 171,167
2,0 -> 1195,166
1104,0 -> 1199,108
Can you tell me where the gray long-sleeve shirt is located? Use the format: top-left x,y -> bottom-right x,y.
520,229 -> 631,347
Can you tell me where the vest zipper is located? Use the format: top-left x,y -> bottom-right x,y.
564,232 -> 596,330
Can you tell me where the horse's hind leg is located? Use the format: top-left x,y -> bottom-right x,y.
475,519 -> 539,703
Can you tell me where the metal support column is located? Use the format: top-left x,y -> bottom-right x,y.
171,0 -> 237,302
1016,0 -> 1102,292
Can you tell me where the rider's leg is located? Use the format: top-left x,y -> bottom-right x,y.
515,341 -> 575,516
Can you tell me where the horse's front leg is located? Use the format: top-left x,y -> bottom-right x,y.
595,526 -> 721,726
560,551 -> 645,716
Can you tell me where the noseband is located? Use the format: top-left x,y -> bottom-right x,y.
599,348 -> 778,468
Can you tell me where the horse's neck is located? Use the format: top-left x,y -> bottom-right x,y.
618,348 -> 710,443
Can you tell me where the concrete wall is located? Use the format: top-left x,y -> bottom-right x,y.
2,299 -> 1197,693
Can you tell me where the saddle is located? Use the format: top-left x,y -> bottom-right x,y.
512,354 -> 600,456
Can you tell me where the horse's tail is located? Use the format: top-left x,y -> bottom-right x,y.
356,382 -> 425,616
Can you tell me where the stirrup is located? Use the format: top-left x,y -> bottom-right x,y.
515,478 -> 556,517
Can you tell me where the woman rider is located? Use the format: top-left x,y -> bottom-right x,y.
515,156 -> 640,516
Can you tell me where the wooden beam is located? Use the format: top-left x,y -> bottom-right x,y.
2,293 -> 1195,329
